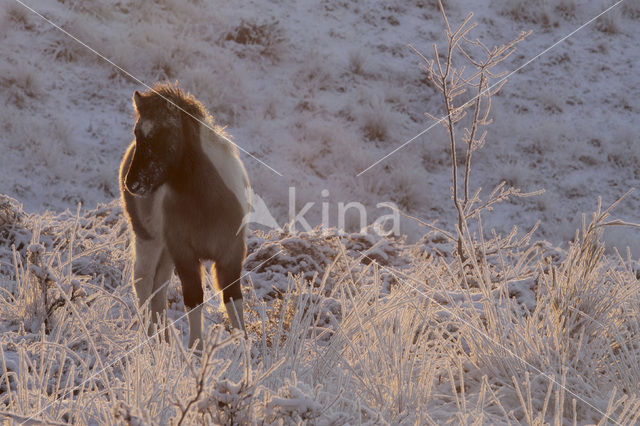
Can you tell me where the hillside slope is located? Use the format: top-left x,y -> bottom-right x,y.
1,0 -> 639,248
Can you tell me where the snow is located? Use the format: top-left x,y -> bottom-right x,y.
1,0 -> 640,423
2,0 -> 637,246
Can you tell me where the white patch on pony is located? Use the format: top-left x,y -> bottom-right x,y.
139,119 -> 154,137
131,184 -> 168,329
137,184 -> 167,236
199,122 -> 251,221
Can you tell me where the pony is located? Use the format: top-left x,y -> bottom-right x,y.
119,82 -> 251,350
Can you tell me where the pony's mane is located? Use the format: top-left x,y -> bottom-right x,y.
142,82 -> 212,123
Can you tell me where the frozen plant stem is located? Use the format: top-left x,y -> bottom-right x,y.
412,1 -> 530,259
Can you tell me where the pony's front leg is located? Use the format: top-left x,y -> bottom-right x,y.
133,237 -> 165,334
150,248 -> 173,341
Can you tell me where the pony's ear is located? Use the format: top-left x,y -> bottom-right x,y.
133,91 -> 143,109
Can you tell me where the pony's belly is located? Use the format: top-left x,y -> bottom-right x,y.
162,187 -> 244,263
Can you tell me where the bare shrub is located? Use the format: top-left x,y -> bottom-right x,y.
66,0 -> 115,22
622,1 -> 640,18
493,0 -> 566,27
4,2 -> 32,29
0,60 -> 42,106
595,7 -> 622,34
358,96 -> 399,144
293,50 -> 333,93
361,108 -> 390,142
411,2 -> 537,258
347,48 -> 368,76
222,19 -> 285,62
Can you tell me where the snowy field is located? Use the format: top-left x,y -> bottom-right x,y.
1,0 -> 640,423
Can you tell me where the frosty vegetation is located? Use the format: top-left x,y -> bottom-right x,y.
1,0 -> 640,424
2,181 -> 640,424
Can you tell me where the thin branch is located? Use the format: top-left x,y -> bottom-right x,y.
463,72 -> 487,205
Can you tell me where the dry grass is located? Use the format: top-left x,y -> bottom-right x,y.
0,194 -> 639,423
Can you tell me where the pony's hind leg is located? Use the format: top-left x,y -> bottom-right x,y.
215,258 -> 245,332
173,256 -> 204,351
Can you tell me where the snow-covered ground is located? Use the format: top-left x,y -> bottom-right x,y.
1,0 -> 639,247
1,0 -> 640,423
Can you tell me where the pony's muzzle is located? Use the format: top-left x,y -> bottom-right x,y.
125,178 -> 148,197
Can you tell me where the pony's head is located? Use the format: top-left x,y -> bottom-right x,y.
125,83 -> 210,196
125,86 -> 187,196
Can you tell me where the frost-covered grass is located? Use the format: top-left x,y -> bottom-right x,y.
1,194 -> 639,424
